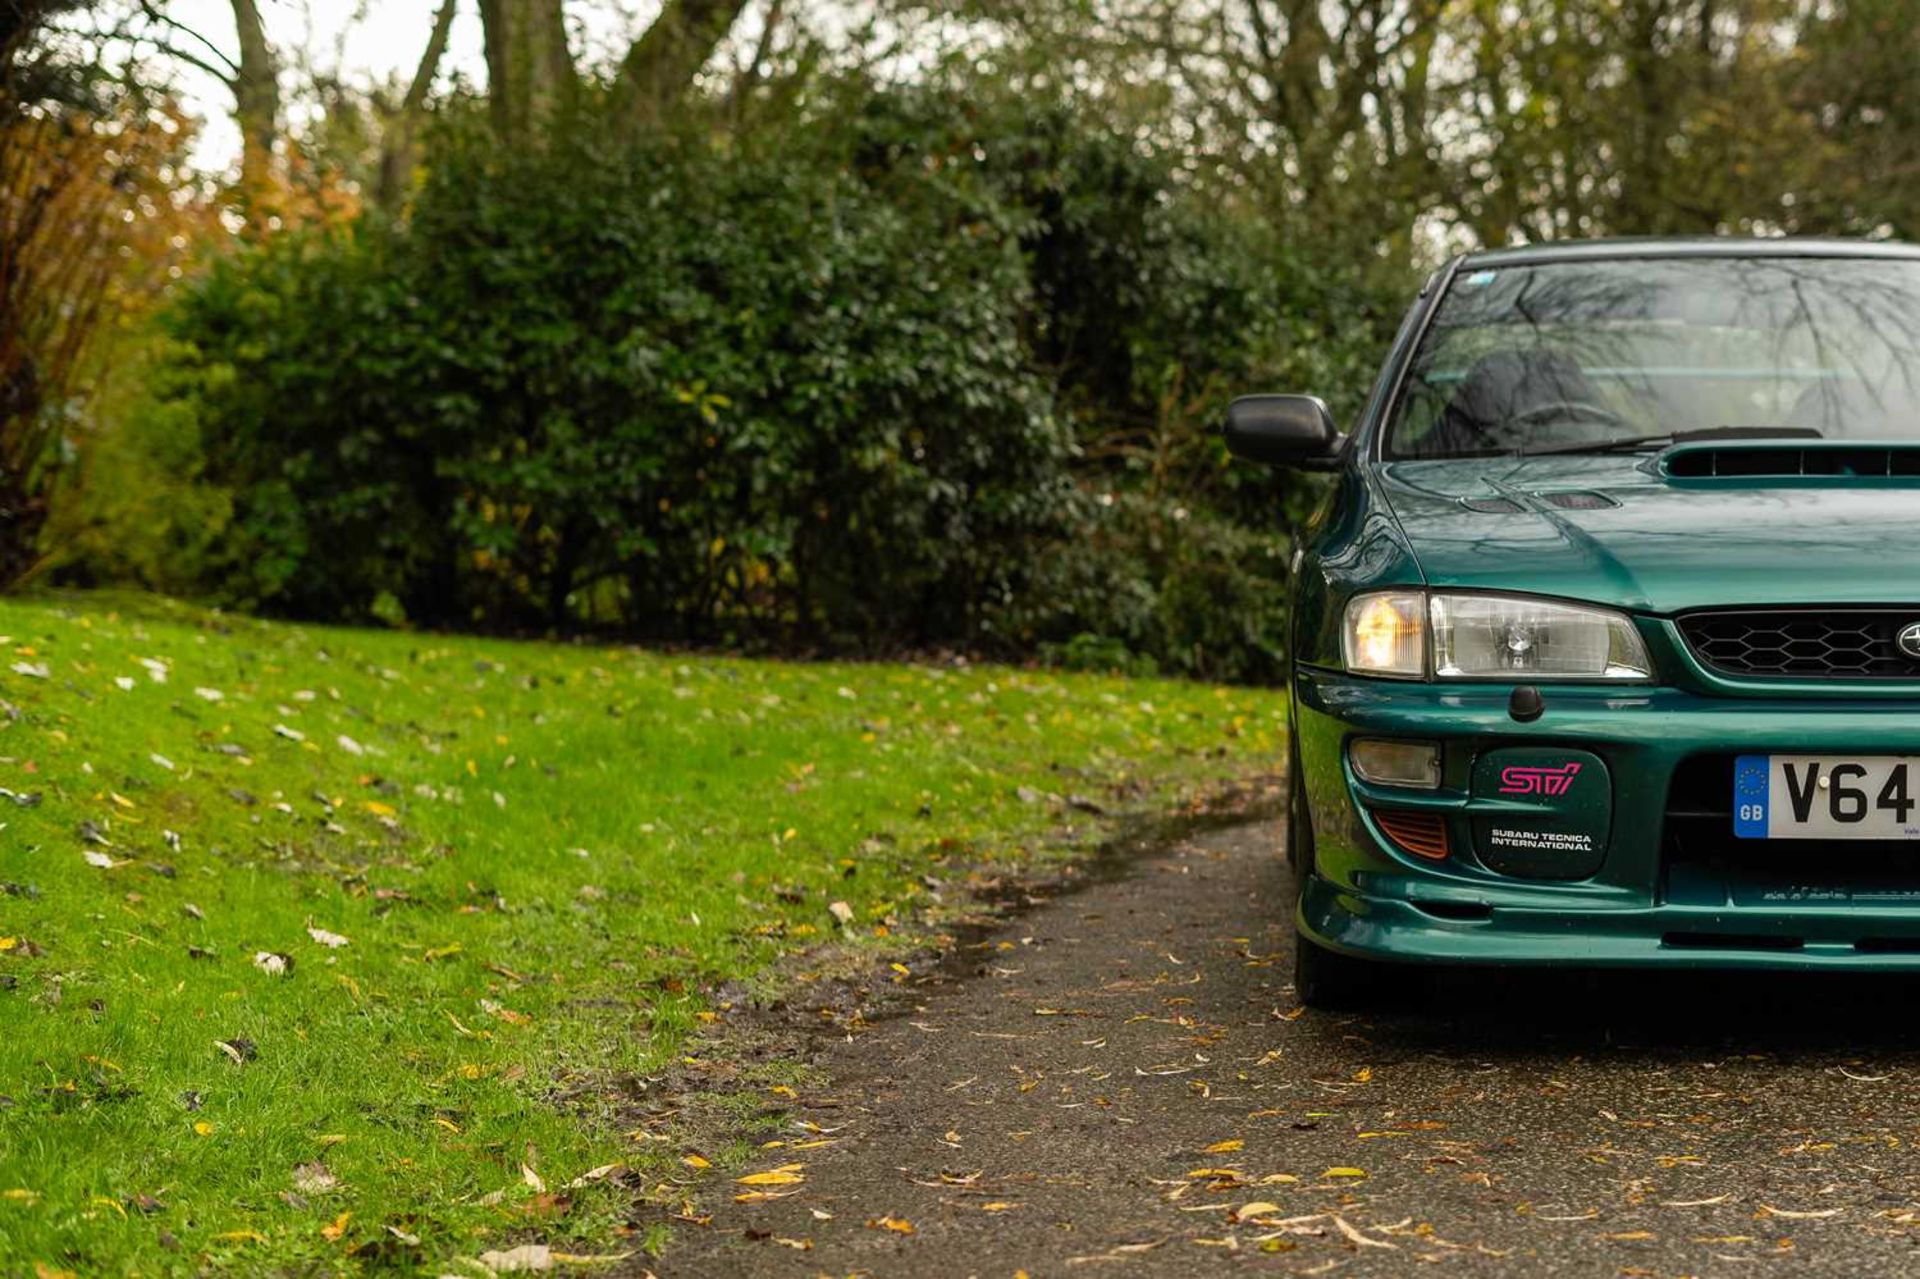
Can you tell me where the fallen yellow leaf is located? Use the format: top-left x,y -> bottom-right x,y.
1324,1167 -> 1367,1178
320,1211 -> 352,1241
1205,1139 -> 1244,1154
682,1154 -> 711,1170
869,1215 -> 915,1235
736,1170 -> 806,1186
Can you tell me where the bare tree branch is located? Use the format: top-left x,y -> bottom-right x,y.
376,0 -> 457,209
231,0 -> 279,221
610,0 -> 751,128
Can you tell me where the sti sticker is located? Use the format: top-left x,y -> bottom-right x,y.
1472,747 -> 1610,879
1498,762 -> 1582,797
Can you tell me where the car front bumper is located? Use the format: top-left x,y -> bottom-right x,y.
1295,667 -> 1920,970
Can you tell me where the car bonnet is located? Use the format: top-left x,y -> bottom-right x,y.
1376,445 -> 1920,613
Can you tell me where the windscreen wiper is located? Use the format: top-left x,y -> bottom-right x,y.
1517,425 -> 1824,457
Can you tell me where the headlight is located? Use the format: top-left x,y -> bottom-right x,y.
1342,591 -> 1651,680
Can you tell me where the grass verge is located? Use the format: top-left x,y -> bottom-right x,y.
0,592 -> 1283,1274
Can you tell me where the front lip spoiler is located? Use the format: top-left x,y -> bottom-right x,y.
1299,872 -> 1920,971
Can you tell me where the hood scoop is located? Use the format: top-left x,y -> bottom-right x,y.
1661,441 -> 1920,482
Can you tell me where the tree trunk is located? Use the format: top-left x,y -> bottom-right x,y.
230,0 -> 278,224
479,0 -> 577,141
377,0 -> 459,209
611,0 -> 751,128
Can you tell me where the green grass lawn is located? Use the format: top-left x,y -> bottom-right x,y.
0,593 -> 1283,1275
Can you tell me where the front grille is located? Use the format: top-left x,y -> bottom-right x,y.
1679,609 -> 1920,679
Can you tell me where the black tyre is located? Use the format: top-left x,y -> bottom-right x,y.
1293,927 -> 1384,1011
1287,737 -> 1387,1010
1285,737 -> 1312,876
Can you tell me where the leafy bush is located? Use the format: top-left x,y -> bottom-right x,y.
123,87 -> 1405,678
1013,490 -> 1292,684
41,329 -> 234,595
162,114 -> 1074,646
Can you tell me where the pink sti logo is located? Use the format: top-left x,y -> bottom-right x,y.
1499,762 -> 1583,796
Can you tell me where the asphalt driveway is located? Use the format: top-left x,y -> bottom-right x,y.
658,821 -> 1920,1276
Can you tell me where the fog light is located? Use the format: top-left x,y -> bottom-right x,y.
1349,738 -> 1442,789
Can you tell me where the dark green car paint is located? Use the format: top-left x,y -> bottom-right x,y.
1285,240 -> 1920,971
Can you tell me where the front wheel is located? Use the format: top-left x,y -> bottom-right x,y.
1293,928 -> 1384,1010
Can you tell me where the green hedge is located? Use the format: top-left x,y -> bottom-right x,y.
125,90 -> 1402,681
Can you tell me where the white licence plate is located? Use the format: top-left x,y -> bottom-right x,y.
1735,755 -> 1920,840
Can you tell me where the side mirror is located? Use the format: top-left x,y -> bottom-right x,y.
1223,395 -> 1345,469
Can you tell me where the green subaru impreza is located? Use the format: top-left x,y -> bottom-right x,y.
1229,238 -> 1920,1006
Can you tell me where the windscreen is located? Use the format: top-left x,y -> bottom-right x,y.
1387,256 -> 1920,458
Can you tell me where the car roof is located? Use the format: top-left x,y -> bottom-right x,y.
1460,236 -> 1920,268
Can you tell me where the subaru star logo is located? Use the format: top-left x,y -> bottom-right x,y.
1899,622 -> 1920,661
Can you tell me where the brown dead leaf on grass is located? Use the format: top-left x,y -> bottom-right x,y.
563,1164 -> 624,1190
291,1162 -> 337,1194
252,951 -> 293,976
477,1243 -> 552,1272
